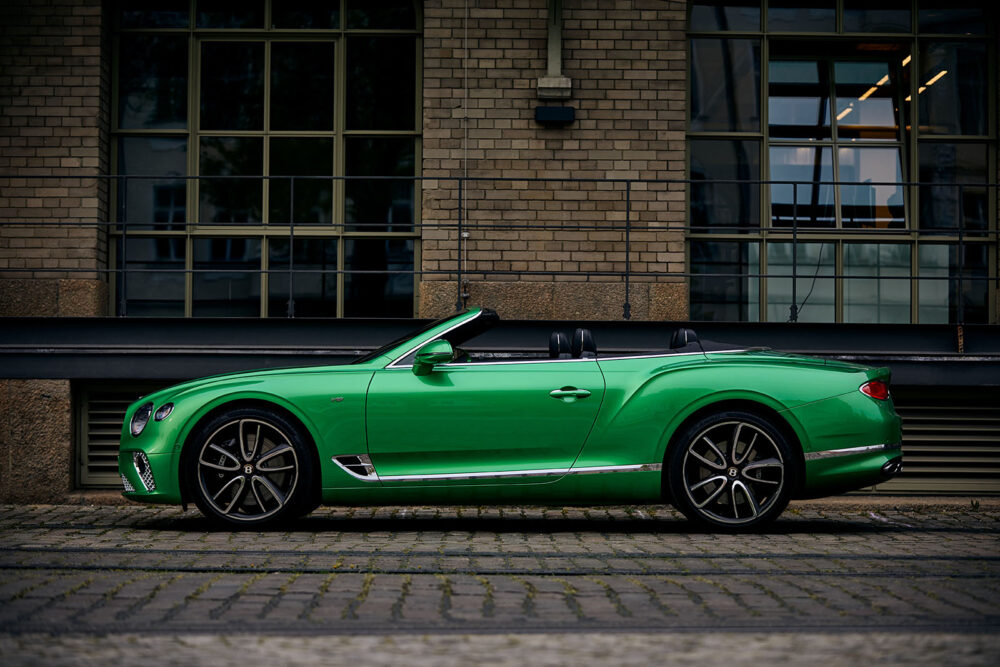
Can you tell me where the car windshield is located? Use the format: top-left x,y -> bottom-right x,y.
350,311 -> 469,365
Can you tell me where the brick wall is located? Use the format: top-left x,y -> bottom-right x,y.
420,0 -> 688,320
0,0 -> 109,316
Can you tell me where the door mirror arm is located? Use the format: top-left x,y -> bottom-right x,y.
412,339 -> 455,376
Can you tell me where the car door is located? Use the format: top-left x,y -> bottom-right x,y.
365,359 -> 605,483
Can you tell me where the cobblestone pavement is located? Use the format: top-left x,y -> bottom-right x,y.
0,500 -> 998,664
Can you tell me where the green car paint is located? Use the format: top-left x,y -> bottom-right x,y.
119,307 -> 902,528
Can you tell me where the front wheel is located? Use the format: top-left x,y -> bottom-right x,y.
185,407 -> 316,527
668,411 -> 795,530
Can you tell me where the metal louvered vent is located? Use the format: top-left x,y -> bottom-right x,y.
876,388 -> 1000,494
77,384 -> 170,488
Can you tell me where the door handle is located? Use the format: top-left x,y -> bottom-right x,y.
549,387 -> 591,401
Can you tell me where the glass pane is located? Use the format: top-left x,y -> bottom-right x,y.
690,241 -> 760,322
268,238 -> 338,318
918,142 -> 988,231
918,2 -> 987,34
200,42 -> 264,131
346,36 -> 417,131
834,61 -> 898,141
768,60 -> 830,140
345,1 -> 417,29
118,35 -> 188,129
690,139 -> 760,230
690,38 -> 761,132
843,0 -> 911,32
121,237 -> 186,317
917,42 -> 987,136
271,42 -> 334,131
345,137 -> 415,232
196,0 -> 264,28
844,244 -> 911,323
192,238 -> 262,317
272,0 -> 340,29
838,147 -> 905,229
269,138 -> 333,225
118,137 -> 187,229
766,242 -> 835,323
344,239 -> 414,317
119,0 -> 189,28
199,137 -> 263,224
769,146 -> 835,227
918,244 -> 988,323
767,1 -> 835,32
689,1 -> 761,31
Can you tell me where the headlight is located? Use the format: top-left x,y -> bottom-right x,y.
130,402 -> 153,437
154,403 -> 174,421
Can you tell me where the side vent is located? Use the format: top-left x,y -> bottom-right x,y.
333,454 -> 379,482
876,387 -> 1000,494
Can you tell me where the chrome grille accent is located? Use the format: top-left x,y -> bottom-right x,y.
121,474 -> 135,493
133,452 -> 156,491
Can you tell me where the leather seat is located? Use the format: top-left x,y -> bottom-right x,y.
572,328 -> 597,359
549,331 -> 572,359
670,328 -> 699,349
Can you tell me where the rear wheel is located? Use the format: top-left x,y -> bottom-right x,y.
186,407 -> 316,527
668,411 -> 794,530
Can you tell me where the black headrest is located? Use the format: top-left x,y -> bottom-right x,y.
572,328 -> 596,359
670,328 -> 699,349
549,331 -> 571,359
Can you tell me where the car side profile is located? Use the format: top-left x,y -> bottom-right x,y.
119,307 -> 903,530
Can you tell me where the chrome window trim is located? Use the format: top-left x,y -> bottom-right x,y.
378,462 -> 662,482
385,311 -> 484,369
388,349 -> 749,370
803,442 -> 902,461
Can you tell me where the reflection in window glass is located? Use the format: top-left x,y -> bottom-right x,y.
769,146 -> 835,227
918,2 -> 986,34
838,147 -> 905,229
690,139 -> 760,230
118,35 -> 188,129
268,239 -> 337,318
690,38 -> 760,132
689,0 -> 760,31
768,61 -> 830,140
346,1 -> 417,29
193,238 -> 261,317
346,36 -> 417,131
118,137 -> 187,229
767,242 -> 835,323
344,239 -> 414,317
834,61 -> 898,141
917,42 -> 987,136
121,237 -> 186,317
843,0 -> 910,32
200,42 -> 264,131
767,1 -> 835,32
345,137 -> 415,232
269,138 -> 333,225
119,0 -> 189,28
918,142 -> 987,231
196,0 -> 264,28
690,241 -> 760,322
271,42 -> 334,131
272,0 -> 340,29
844,244 -> 910,323
918,244 -> 988,323
199,137 -> 263,224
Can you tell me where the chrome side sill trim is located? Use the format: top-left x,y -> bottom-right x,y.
378,462 -> 662,482
803,442 -> 902,462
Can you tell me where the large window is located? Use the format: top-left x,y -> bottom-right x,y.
688,1 -> 995,324
112,1 -> 420,317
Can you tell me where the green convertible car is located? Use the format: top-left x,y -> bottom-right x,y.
119,307 -> 902,530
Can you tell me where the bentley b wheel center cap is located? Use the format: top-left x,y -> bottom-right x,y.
728,467 -> 738,477
244,464 -> 254,475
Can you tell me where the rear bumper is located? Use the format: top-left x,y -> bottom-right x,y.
799,442 -> 903,499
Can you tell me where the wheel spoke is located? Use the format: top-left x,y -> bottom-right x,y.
735,432 -> 758,466
742,470 -> 780,486
730,423 -> 743,464
257,443 -> 293,467
250,478 -> 269,511
701,436 -> 726,465
743,457 -> 783,473
213,476 -> 246,515
732,480 -> 760,518
206,444 -> 241,468
253,475 -> 287,510
692,477 -> 728,509
690,449 -> 726,470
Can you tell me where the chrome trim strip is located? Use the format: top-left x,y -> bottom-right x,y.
378,462 -> 662,482
332,454 -> 380,482
386,311 -> 484,369
803,442 -> 901,462
390,350 -> 749,370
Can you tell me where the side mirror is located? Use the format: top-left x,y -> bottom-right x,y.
412,339 -> 454,376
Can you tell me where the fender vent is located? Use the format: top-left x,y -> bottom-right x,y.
333,454 -> 379,481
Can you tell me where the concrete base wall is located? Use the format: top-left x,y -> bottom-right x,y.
0,279 -> 108,317
0,379 -> 74,503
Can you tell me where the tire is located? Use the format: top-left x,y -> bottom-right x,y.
667,410 -> 795,530
185,407 -> 317,528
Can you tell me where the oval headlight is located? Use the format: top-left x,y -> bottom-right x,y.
130,402 -> 154,437
154,403 -> 174,421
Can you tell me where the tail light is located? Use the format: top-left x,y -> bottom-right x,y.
860,380 -> 890,400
